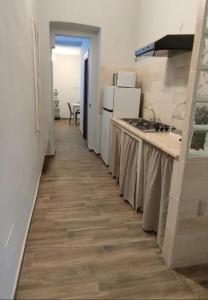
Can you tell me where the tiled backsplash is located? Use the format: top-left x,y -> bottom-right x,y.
100,54 -> 191,132
135,52 -> 192,131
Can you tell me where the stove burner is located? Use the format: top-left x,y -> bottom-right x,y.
124,118 -> 171,132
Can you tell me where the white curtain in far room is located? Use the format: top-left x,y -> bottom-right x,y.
52,46 -> 81,119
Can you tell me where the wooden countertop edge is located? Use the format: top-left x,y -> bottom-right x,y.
112,118 -> 181,159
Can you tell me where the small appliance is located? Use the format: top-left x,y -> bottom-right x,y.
114,72 -> 136,88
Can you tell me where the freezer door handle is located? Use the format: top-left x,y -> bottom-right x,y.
103,107 -> 113,113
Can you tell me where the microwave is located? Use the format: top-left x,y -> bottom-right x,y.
113,71 -> 136,88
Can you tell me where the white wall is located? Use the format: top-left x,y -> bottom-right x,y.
37,0 -> 138,66
0,0 -> 44,299
34,0 -> 139,154
136,0 -> 200,49
53,53 -> 81,119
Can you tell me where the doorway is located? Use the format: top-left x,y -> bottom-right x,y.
49,22 -> 101,152
51,35 -> 91,136
83,55 -> 89,141
52,39 -> 82,124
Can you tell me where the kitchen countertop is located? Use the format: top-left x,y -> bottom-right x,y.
112,118 -> 181,159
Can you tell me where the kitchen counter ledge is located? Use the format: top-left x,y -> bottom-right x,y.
112,118 -> 181,159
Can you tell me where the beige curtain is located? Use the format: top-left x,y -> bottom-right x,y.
135,143 -> 152,212
119,133 -> 139,208
157,154 -> 174,247
109,125 -> 122,183
136,142 -> 173,248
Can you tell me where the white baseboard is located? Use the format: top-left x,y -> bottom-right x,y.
46,147 -> 56,156
11,169 -> 42,299
94,149 -> 100,155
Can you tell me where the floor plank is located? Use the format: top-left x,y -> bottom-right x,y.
16,120 -> 208,299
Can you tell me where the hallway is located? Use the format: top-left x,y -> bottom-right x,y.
16,121 -> 208,299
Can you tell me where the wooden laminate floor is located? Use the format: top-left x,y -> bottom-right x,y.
17,120 -> 208,300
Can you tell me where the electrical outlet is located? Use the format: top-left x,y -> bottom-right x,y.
197,200 -> 206,217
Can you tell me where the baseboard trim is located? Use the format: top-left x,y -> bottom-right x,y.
100,156 -> 109,167
48,149 -> 56,156
46,148 -> 56,157
89,148 -> 101,157
42,152 -> 56,174
12,167 -> 42,299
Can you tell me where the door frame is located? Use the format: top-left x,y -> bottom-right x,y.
49,23 -> 101,152
83,52 -> 89,141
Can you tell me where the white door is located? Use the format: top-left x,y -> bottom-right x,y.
113,88 -> 141,118
101,109 -> 113,165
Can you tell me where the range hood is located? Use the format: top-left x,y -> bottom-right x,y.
135,34 -> 194,58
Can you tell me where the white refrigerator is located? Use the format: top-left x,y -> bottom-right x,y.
101,86 -> 141,165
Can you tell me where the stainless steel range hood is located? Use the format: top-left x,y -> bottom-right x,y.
135,34 -> 194,58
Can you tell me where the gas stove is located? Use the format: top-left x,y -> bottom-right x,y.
122,118 -> 171,133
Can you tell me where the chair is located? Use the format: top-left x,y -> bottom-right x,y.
67,102 -> 73,125
74,108 -> 80,125
67,102 -> 80,126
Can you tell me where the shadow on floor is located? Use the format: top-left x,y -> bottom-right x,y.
42,155 -> 55,175
175,263 -> 208,298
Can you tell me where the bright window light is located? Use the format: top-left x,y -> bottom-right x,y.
52,46 -> 81,56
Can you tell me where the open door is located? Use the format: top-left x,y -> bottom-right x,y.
83,56 -> 89,140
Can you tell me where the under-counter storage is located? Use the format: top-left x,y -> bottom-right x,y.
136,142 -> 174,247
119,132 -> 140,208
109,124 -> 122,182
109,124 -> 141,208
109,120 -> 175,248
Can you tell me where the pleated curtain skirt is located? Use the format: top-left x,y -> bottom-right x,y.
136,142 -> 173,248
109,125 -> 122,183
119,133 -> 139,208
110,125 -> 173,248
